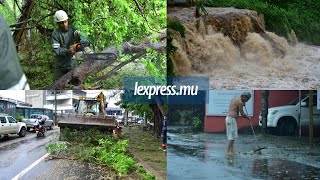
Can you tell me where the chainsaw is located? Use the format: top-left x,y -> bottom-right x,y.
73,40 -> 118,61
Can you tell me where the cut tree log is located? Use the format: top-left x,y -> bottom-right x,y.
45,29 -> 166,90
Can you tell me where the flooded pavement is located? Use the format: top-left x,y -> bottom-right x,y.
0,128 -> 113,180
167,126 -> 320,179
21,159 -> 109,180
0,129 -> 59,180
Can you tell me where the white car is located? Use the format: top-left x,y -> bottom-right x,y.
0,114 -> 27,137
259,94 -> 320,136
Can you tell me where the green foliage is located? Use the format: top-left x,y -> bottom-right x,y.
192,116 -> 203,132
59,128 -> 109,146
15,114 -> 24,122
0,0 -> 16,24
136,166 -> 156,180
5,0 -> 166,89
58,128 -> 153,177
168,19 -> 185,38
117,90 -> 159,123
204,0 -> 320,45
93,139 -> 136,176
195,0 -> 208,17
45,141 -> 68,155
167,18 -> 185,76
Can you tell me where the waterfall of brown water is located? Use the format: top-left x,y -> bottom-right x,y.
169,7 -> 320,89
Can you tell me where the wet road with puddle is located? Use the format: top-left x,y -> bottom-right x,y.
167,127 -> 320,179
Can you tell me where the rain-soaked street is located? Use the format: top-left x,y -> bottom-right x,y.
0,128 -> 59,180
167,126 -> 320,180
0,128 -> 109,180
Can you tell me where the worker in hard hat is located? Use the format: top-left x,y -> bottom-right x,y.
52,10 -> 89,82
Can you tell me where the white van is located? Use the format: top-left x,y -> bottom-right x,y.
0,114 -> 27,137
259,94 -> 320,136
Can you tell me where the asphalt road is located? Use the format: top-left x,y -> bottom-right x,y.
167,126 -> 320,180
0,127 -> 112,180
0,128 -> 59,180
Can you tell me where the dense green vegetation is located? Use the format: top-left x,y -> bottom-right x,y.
46,128 -> 154,179
204,0 -> 320,45
0,0 -> 166,89
167,18 -> 186,76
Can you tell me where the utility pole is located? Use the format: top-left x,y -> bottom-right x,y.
261,90 -> 269,135
124,110 -> 128,126
54,90 -> 57,126
143,111 -> 147,127
298,91 -> 301,138
309,91 -> 314,147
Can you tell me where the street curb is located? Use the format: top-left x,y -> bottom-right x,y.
129,150 -> 166,180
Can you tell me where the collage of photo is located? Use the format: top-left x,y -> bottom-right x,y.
0,0 -> 320,179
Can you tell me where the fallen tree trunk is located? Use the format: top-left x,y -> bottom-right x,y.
45,29 -> 166,89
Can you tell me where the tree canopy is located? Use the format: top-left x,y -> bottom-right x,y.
0,0 -> 166,89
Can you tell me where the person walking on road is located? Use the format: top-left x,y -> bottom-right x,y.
226,92 -> 251,156
161,116 -> 167,151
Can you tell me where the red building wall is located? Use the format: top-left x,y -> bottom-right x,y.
204,90 -> 308,132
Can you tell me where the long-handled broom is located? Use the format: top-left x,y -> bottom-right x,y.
244,106 -> 267,154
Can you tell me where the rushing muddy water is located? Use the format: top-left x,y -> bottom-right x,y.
169,7 -> 320,89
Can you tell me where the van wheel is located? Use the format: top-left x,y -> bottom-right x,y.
19,127 -> 27,137
286,120 -> 296,136
276,118 -> 287,136
277,117 -> 296,136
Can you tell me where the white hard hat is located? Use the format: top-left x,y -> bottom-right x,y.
54,10 -> 68,22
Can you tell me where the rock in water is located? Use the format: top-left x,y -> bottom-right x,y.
168,7 -> 289,75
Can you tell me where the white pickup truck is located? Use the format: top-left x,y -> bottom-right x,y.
259,94 -> 320,136
0,114 -> 27,137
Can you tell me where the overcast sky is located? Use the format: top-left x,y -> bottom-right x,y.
0,90 -> 25,101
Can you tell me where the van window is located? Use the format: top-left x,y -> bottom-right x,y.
7,117 -> 16,123
30,114 -> 40,118
303,95 -> 317,106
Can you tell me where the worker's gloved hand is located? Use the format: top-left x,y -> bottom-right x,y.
71,43 -> 80,55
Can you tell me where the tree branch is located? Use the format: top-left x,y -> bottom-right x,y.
13,0 -> 35,47
14,0 -> 22,13
133,0 -> 164,34
44,29 -> 166,90
94,53 -> 144,83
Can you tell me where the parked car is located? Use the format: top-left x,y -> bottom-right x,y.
116,118 -> 125,125
259,94 -> 320,136
137,118 -> 144,124
0,114 -> 27,137
22,114 -> 54,131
